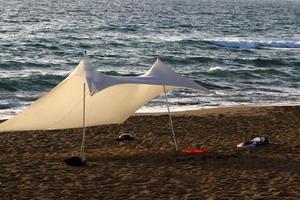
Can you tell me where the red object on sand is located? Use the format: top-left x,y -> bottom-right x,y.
181,149 -> 208,154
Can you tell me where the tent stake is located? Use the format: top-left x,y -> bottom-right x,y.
80,83 -> 86,157
163,85 -> 178,151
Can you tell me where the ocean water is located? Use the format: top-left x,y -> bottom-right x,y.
0,0 -> 300,119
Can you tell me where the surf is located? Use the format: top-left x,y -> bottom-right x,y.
206,39 -> 300,48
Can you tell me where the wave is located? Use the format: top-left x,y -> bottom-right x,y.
234,58 -> 287,67
208,66 -> 223,72
103,71 -> 140,77
194,81 -> 233,90
202,69 -> 260,79
199,68 -> 292,80
0,61 -> 58,70
155,56 -> 214,66
144,32 -> 300,49
0,74 -> 64,92
0,99 -> 23,109
251,68 -> 291,77
206,39 -> 300,48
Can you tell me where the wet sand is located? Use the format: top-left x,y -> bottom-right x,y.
0,105 -> 299,199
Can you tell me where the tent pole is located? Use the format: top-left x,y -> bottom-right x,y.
163,85 -> 178,151
80,83 -> 86,157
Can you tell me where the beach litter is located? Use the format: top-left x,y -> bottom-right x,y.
237,136 -> 269,148
181,149 -> 208,154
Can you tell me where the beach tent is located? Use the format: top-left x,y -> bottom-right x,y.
0,56 -> 209,152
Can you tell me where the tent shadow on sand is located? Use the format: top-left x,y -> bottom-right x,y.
76,149 -> 300,173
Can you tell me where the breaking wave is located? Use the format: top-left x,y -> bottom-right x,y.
207,39 -> 300,48
208,66 -> 223,72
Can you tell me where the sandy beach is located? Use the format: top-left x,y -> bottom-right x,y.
0,105 -> 299,199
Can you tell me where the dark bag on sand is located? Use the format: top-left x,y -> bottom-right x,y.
117,133 -> 135,141
64,156 -> 86,166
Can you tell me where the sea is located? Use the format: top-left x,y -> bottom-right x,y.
0,0 -> 300,119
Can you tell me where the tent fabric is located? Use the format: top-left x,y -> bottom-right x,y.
0,57 -> 209,132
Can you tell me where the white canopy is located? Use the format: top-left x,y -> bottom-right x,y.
0,57 -> 209,132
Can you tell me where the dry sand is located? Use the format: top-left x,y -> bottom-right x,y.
0,105 -> 299,199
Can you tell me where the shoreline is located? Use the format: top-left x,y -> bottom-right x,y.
136,104 -> 300,117
1,103 -> 299,123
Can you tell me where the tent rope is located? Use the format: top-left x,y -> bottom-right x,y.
80,83 -> 86,157
163,85 -> 178,151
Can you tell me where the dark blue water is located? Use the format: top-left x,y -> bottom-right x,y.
1,0 -> 300,118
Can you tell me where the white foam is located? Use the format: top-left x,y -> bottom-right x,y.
208,39 -> 300,48
208,66 -> 223,72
